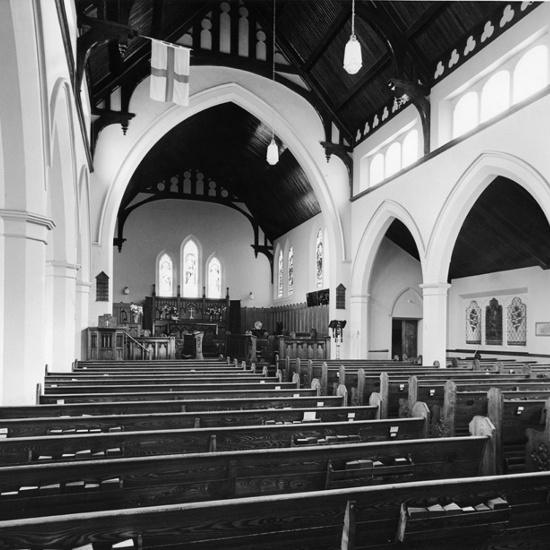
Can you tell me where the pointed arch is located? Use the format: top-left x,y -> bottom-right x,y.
351,200 -> 426,298
98,80 -> 349,300
426,151 -> 550,283
390,287 -> 423,318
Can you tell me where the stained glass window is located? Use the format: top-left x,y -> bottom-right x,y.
465,300 -> 481,344
315,229 -> 323,290
507,297 -> 527,346
183,239 -> 199,297
485,298 -> 503,346
207,257 -> 222,298
288,247 -> 294,296
277,250 -> 283,298
158,253 -> 173,297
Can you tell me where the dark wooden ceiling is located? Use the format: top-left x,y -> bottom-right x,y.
76,1 -> 547,278
385,177 -> 550,281
122,103 -> 321,242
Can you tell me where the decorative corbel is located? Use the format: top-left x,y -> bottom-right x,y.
92,108 -> 136,148
113,236 -> 126,253
388,77 -> 431,155
251,244 -> 274,282
320,141 -> 353,189
76,15 -> 138,92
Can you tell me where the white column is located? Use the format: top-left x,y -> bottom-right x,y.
420,282 -> 451,367
0,209 -> 54,405
75,280 -> 92,362
349,294 -> 370,358
46,261 -> 80,372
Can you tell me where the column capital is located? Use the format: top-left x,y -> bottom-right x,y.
0,209 -> 55,244
419,282 -> 451,290
419,282 -> 451,296
46,261 -> 81,278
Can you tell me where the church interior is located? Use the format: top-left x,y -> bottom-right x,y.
2,0 -> 550,548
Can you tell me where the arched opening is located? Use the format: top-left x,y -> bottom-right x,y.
446,176 -> 550,355
370,219 -> 423,360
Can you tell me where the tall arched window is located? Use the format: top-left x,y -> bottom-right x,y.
207,256 -> 222,298
513,45 -> 548,104
315,229 -> 324,290
183,239 -> 199,297
277,250 -> 284,298
453,91 -> 478,138
288,246 -> 294,296
480,70 -> 510,122
158,253 -> 174,297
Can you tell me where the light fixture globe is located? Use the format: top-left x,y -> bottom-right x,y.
266,138 -> 279,165
343,34 -> 362,74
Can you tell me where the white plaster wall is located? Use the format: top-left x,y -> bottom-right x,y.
367,238 -> 423,359
112,200 -> 272,308
448,266 -> 550,357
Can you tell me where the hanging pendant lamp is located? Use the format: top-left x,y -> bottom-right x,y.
267,138 -> 279,165
343,0 -> 362,75
267,0 -> 279,165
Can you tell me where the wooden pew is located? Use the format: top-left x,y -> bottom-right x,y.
363,371 -> 529,419
433,383 -> 550,473
0,395 -> 348,419
43,381 -> 298,394
490,391 -> 550,474
0,405 -> 380,438
442,381 -> 550,437
0,423 -> 494,520
0,416 -> 429,466
305,365 -> 472,405
407,374 -> 550,416
525,396 -> 550,472
45,373 -> 277,384
2,469 -> 549,550
39,387 -> 319,404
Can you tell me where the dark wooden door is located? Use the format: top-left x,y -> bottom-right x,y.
392,319 -> 418,360
402,319 -> 418,359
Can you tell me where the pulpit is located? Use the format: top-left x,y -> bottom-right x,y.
86,328 -> 125,360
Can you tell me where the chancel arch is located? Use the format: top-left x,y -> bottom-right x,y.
95,79 -> 348,316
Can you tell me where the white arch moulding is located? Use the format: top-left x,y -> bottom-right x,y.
349,200 -> 426,358
426,151 -> 550,284
96,82 -> 348,279
351,200 -> 427,297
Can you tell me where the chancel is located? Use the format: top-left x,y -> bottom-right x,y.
2,0 -> 550,548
